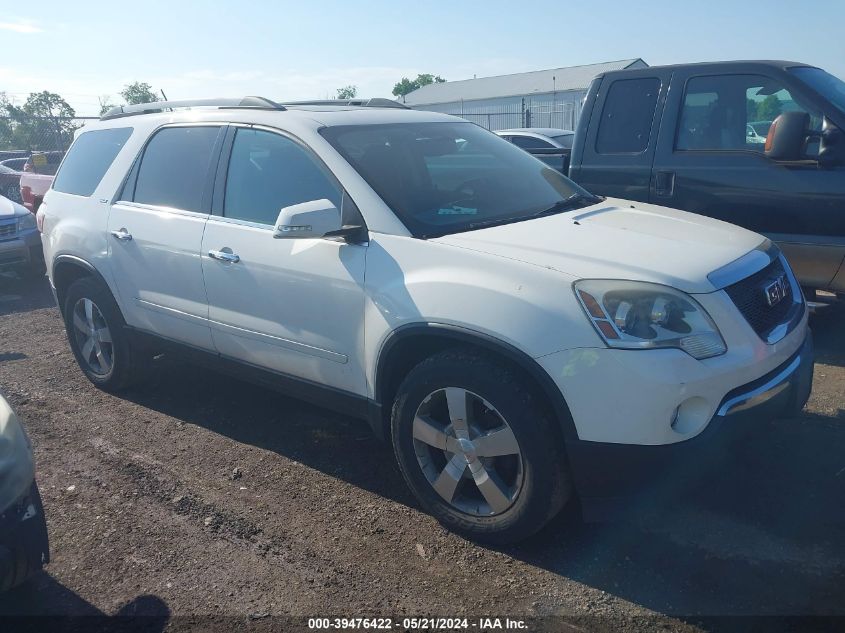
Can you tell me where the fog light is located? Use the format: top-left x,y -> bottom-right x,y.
670,397 -> 710,436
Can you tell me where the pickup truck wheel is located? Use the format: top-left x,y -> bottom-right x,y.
62,277 -> 146,392
391,350 -> 571,544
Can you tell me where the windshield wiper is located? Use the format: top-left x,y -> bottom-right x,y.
529,193 -> 602,218
432,193 -> 604,237
466,215 -> 528,231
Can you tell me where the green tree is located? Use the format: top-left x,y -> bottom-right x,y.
98,95 -> 117,116
120,82 -> 159,106
336,85 -> 358,99
392,73 -> 446,98
746,98 -> 758,121
0,93 -> 15,150
756,94 -> 783,121
3,91 -> 79,151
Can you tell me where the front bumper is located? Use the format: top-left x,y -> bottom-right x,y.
0,482 -> 49,592
0,229 -> 42,271
567,331 -> 814,518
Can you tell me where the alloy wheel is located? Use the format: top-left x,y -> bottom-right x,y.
71,298 -> 114,376
412,387 -> 524,516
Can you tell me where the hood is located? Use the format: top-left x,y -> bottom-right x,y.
432,198 -> 765,294
0,394 -> 35,514
0,194 -> 29,219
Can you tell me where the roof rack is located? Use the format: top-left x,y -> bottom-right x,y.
100,96 -> 286,121
282,98 -> 409,110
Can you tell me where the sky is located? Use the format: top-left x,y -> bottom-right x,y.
2,0 -> 844,117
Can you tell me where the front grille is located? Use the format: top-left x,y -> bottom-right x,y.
724,257 -> 795,338
0,221 -> 16,240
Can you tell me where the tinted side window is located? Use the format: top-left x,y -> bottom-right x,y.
596,77 -> 661,154
133,126 -> 220,212
676,74 -> 821,155
511,135 -> 554,150
53,128 -> 133,196
224,129 -> 341,225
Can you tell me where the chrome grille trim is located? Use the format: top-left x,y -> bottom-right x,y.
707,239 -> 779,290
0,219 -> 17,241
723,254 -> 805,344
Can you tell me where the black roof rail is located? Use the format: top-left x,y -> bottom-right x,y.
282,98 -> 409,110
100,96 -> 286,120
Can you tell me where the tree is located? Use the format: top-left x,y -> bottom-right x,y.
756,94 -> 783,122
0,91 -> 79,151
16,91 -> 78,151
336,85 -> 358,99
0,93 -> 15,150
98,95 -> 117,116
392,73 -> 446,98
120,82 -> 159,106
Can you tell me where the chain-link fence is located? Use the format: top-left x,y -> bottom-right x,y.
420,96 -> 584,132
0,115 -> 98,203
0,115 -> 97,153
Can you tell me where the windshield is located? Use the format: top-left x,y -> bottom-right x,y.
320,121 -> 593,238
789,66 -> 845,115
551,133 -> 574,148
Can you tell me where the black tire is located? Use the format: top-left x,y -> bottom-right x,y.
62,277 -> 147,391
391,349 -> 572,544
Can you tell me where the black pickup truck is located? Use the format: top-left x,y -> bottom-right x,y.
568,61 -> 845,296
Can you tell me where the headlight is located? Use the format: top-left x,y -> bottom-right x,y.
574,280 -> 726,359
17,213 -> 36,231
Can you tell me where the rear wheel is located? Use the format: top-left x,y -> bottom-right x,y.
391,349 -> 571,544
62,277 -> 147,391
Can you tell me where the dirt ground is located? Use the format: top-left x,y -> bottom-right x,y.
0,274 -> 843,632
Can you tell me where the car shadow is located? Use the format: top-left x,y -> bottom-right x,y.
124,357 -> 418,509
0,273 -> 55,317
121,355 -> 845,623
504,411 -> 845,622
810,300 -> 845,368
0,572 -> 170,630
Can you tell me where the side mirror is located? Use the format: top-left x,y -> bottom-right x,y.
273,199 -> 341,239
819,117 -> 844,167
764,111 -> 810,160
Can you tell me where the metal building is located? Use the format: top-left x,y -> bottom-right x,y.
401,59 -> 648,131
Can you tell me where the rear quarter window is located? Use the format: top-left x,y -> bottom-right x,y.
595,77 -> 661,154
52,128 -> 134,196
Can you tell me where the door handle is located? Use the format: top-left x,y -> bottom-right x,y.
654,171 -> 675,197
208,249 -> 240,263
110,228 -> 133,241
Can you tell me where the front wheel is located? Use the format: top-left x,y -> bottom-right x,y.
391,350 -> 572,544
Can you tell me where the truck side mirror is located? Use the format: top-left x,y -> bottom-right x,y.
819,117 -> 844,167
764,111 -> 810,161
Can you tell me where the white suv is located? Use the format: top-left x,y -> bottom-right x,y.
38,98 -> 813,543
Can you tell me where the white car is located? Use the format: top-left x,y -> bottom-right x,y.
495,127 -> 575,150
38,98 -> 813,543
0,393 -> 50,591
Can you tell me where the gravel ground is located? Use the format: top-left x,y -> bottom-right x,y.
0,274 -> 843,632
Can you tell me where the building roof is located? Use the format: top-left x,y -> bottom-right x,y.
402,59 -> 647,106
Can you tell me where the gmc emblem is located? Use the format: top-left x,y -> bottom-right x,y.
764,275 -> 789,307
